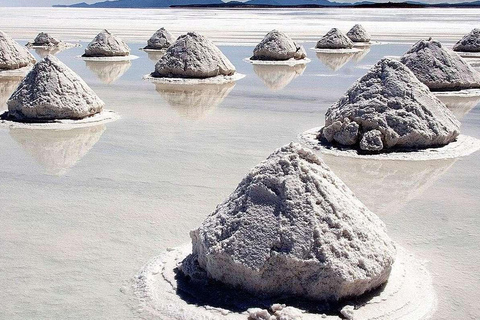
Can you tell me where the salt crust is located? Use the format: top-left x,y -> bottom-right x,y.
299,127 -> 480,161
433,88 -> 480,97
27,43 -> 80,50
0,65 -> 31,77
77,55 -> 139,61
139,48 -> 167,53
0,110 -> 119,130
311,48 -> 363,53
131,245 -> 436,320
451,51 -> 480,58
244,57 -> 311,66
143,72 -> 245,85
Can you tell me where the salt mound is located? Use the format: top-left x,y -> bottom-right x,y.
0,30 -> 36,70
6,55 -> 104,120
83,29 -> 130,57
251,30 -> 306,61
28,32 -> 60,47
153,32 -> 236,79
347,24 -> 371,43
400,39 -> 480,91
185,142 -> 396,301
453,28 -> 480,52
319,58 -> 460,152
316,28 -> 353,50
145,27 -> 174,50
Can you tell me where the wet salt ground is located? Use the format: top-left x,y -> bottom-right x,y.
0,42 -> 479,319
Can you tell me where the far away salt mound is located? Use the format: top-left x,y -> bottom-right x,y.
251,30 -> 306,61
186,143 -> 396,301
316,28 -> 353,50
347,24 -> 371,43
145,28 -> 175,50
453,28 -> 480,52
319,58 -> 460,152
83,29 -> 130,57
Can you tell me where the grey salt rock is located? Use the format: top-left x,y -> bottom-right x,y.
29,32 -> 60,47
252,30 -> 307,61
453,28 -> 480,52
400,39 -> 480,90
83,29 -> 130,57
321,58 -> 460,152
187,142 -> 396,301
144,27 -> 174,50
347,24 -> 371,43
316,28 -> 353,49
0,30 -> 36,70
7,55 -> 104,120
153,32 -> 236,79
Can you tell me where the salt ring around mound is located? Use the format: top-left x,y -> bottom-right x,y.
131,244 -> 436,320
452,51 -> 480,58
244,57 -> 311,66
311,48 -> 363,53
0,65 -> 33,78
433,88 -> 480,97
27,43 -> 81,49
139,48 -> 167,53
0,110 -> 119,130
77,55 -> 139,62
299,127 -> 480,161
143,73 -> 245,85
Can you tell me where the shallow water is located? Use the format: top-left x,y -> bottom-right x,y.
0,8 -> 479,320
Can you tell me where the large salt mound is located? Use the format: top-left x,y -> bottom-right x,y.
153,32 -> 236,79
453,28 -> 480,52
28,32 -> 60,47
6,55 -> 104,120
316,28 -> 353,50
400,39 -> 480,91
83,29 -> 130,57
186,142 -> 396,301
347,24 -> 371,43
251,30 -> 306,61
0,30 -> 36,70
320,58 -> 460,152
145,28 -> 174,50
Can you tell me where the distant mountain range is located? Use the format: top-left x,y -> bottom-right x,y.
53,0 -> 480,8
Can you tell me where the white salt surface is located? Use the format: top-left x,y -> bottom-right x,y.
132,245 -> 435,320
311,48 -> 363,53
244,57 -> 311,66
28,42 -> 81,50
0,110 -> 119,129
139,48 -> 166,53
143,73 -> 245,85
78,55 -> 139,61
452,51 -> 480,58
434,88 -> 480,97
0,65 -> 32,78
300,127 -> 480,161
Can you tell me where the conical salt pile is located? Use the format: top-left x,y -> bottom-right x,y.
320,58 -> 460,152
316,28 -> 353,50
145,28 -> 174,50
28,32 -> 61,47
251,30 -> 306,61
152,32 -> 236,79
83,29 -> 130,57
400,39 -> 480,90
7,55 -> 104,120
0,30 -> 36,70
185,143 -> 396,301
453,28 -> 480,52
347,24 -> 371,43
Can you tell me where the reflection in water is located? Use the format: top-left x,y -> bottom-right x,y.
316,51 -> 356,71
351,47 -> 371,63
85,60 -> 132,84
147,51 -> 166,63
9,125 -> 106,176
154,82 -> 235,120
252,64 -> 306,91
34,47 -> 66,58
322,154 -> 456,215
436,95 -> 480,120
0,76 -> 22,109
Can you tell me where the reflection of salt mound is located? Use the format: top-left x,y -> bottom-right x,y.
153,32 -> 236,79
436,94 -> 480,119
319,58 -> 460,152
453,28 -> 480,52
251,30 -> 306,61
145,27 -> 174,50
34,46 -> 65,58
185,143 -> 396,301
0,76 -> 22,108
83,29 -> 130,57
0,30 -> 36,70
6,55 -> 104,120
85,60 -> 131,84
400,39 -> 480,91
316,28 -> 353,49
9,125 -> 105,175
316,51 -> 355,71
347,24 -> 371,43
253,63 -> 306,90
351,47 -> 371,62
155,82 -> 234,119
147,51 -> 166,62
